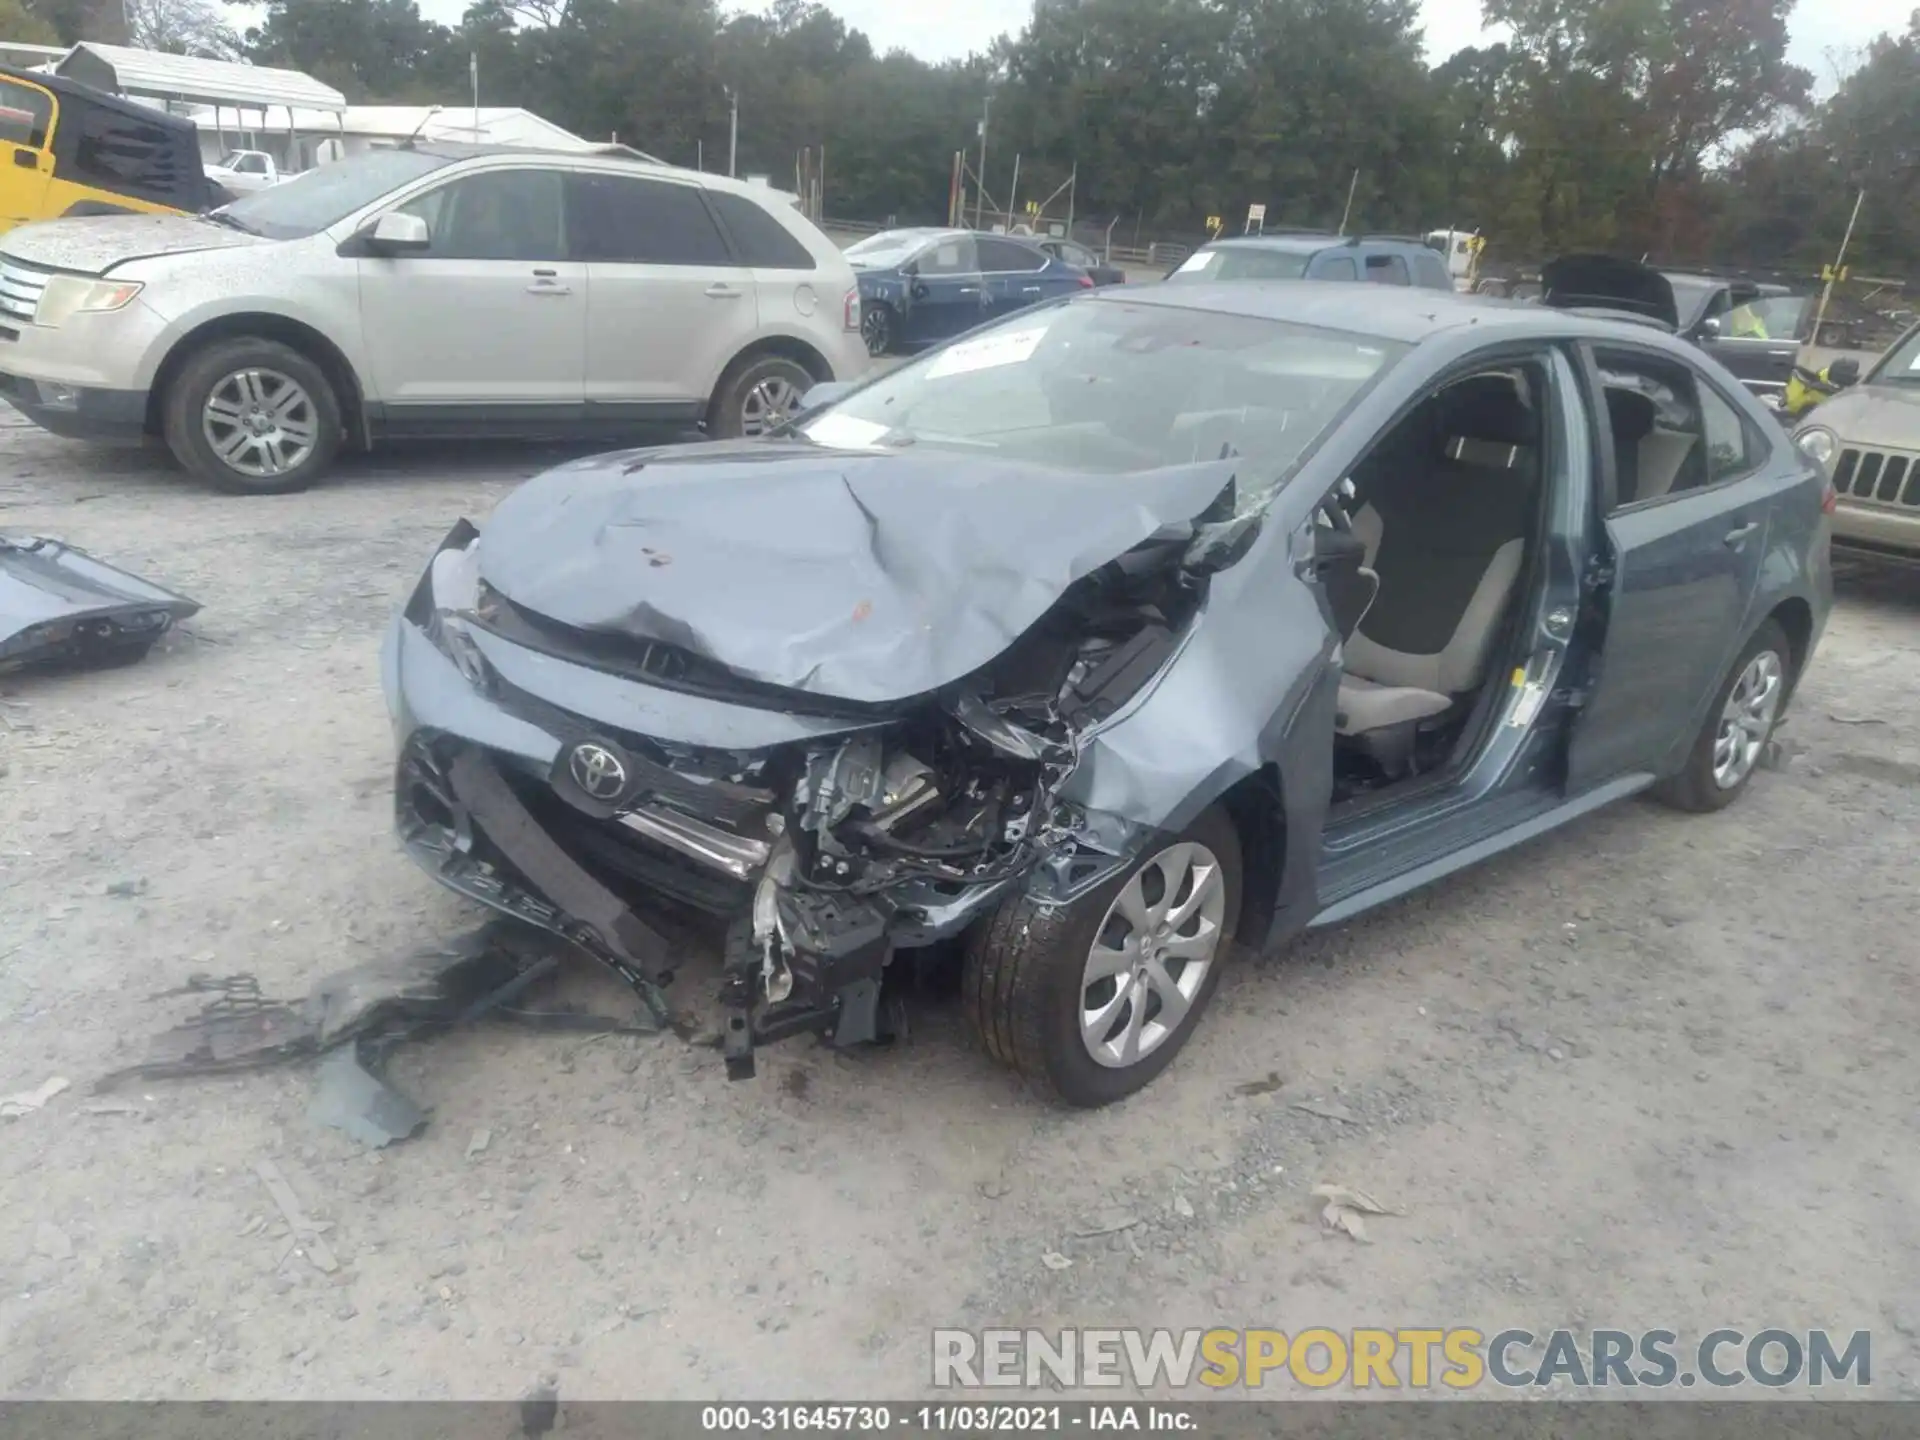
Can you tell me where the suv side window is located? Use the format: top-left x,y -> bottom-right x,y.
705,189 -> 814,269
567,173 -> 731,265
400,168 -> 565,261
235,154 -> 267,174
67,108 -> 192,205
914,235 -> 978,275
1363,253 -> 1411,286
976,236 -> 1046,272
1594,347 -> 1761,507
1313,254 -> 1358,282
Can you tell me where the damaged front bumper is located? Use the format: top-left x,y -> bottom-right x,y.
382,525 -> 1176,1080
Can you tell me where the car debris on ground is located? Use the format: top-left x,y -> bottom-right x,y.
0,534 -> 200,674
95,919 -> 662,1147
0,1075 -> 70,1118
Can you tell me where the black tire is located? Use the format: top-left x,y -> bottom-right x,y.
861,302 -> 895,357
161,337 -> 342,495
963,806 -> 1242,1107
1653,619 -> 1793,813
706,353 -> 816,440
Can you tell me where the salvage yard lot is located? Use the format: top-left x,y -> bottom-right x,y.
2,414 -> 1918,1400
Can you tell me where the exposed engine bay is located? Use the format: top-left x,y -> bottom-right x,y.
390,475 -> 1253,1080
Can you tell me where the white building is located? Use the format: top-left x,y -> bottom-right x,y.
195,104 -> 614,173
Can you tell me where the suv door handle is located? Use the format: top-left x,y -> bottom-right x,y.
1724,521 -> 1759,548
956,285 -> 981,294
705,283 -> 743,299
526,269 -> 571,296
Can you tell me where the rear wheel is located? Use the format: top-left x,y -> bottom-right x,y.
963,807 -> 1241,1107
162,337 -> 342,495
707,353 -> 814,440
861,302 -> 895,357
1654,619 -> 1791,813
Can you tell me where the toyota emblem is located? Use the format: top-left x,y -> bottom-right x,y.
567,742 -> 628,801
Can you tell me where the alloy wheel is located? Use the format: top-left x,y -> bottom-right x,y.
1712,649 -> 1784,790
1079,841 -> 1228,1069
739,374 -> 802,437
201,367 -> 318,479
861,305 -> 890,356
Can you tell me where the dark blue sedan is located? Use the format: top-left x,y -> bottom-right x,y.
845,228 -> 1092,356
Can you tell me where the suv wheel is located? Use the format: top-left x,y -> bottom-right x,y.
963,807 -> 1242,1107
861,302 -> 894,356
708,354 -> 814,440
1654,619 -> 1792,813
162,338 -> 342,495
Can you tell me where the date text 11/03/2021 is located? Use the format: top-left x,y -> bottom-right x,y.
701,1405 -> 1196,1432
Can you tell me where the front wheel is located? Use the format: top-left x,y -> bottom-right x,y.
963,807 -> 1242,1107
1653,619 -> 1792,813
161,337 -> 342,495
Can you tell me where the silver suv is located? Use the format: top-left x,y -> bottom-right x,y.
0,145 -> 867,493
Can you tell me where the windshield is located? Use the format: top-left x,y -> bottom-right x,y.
797,298 -> 1402,489
215,149 -> 455,239
1871,325 -> 1920,384
845,232 -> 932,269
1166,247 -> 1314,283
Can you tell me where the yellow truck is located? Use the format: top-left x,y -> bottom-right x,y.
1,66 -> 220,237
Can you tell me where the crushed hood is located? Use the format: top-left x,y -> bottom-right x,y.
476,442 -> 1238,705
1540,254 -> 1679,329
0,214 -> 264,276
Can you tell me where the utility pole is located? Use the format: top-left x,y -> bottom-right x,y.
725,86 -> 738,178
1812,186 -> 1866,345
975,93 -> 991,229
1337,168 -> 1360,236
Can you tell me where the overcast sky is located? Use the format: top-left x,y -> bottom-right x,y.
418,0 -> 1909,86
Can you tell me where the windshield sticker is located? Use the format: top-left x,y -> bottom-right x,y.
925,322 -> 1051,379
801,413 -> 892,449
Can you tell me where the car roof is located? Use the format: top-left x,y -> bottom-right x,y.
1206,233 -> 1433,256
1090,280 -> 1704,348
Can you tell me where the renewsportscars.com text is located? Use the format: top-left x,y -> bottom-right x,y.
931,1327 -> 1871,1390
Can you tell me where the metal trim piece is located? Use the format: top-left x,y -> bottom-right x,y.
616,803 -> 771,881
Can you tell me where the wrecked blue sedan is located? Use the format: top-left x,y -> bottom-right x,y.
384,285 -> 1829,1106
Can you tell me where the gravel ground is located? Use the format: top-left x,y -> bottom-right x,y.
1,415 -> 1917,1402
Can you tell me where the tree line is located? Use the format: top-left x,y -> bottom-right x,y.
13,0 -> 1920,278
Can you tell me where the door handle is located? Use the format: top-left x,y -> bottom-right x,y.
12,149 -> 38,170
1724,521 -> 1759,548
526,282 -> 572,296
705,283 -> 743,299
957,285 -> 981,294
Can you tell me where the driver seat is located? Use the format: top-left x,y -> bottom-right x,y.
1335,375 -> 1538,764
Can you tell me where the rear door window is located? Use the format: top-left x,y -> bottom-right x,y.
706,189 -> 814,269
1312,255 -> 1358,281
567,172 -> 732,265
1363,253 -> 1412,286
0,80 -> 52,149
976,236 -> 1047,273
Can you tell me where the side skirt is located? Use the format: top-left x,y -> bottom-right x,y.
1307,772 -> 1654,929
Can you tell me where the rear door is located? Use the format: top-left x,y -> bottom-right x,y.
1361,251 -> 1412,286
901,234 -> 986,344
568,170 -> 760,417
976,234 -> 1055,321
0,78 -> 56,231
357,165 -> 585,411
1564,343 -> 1774,790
